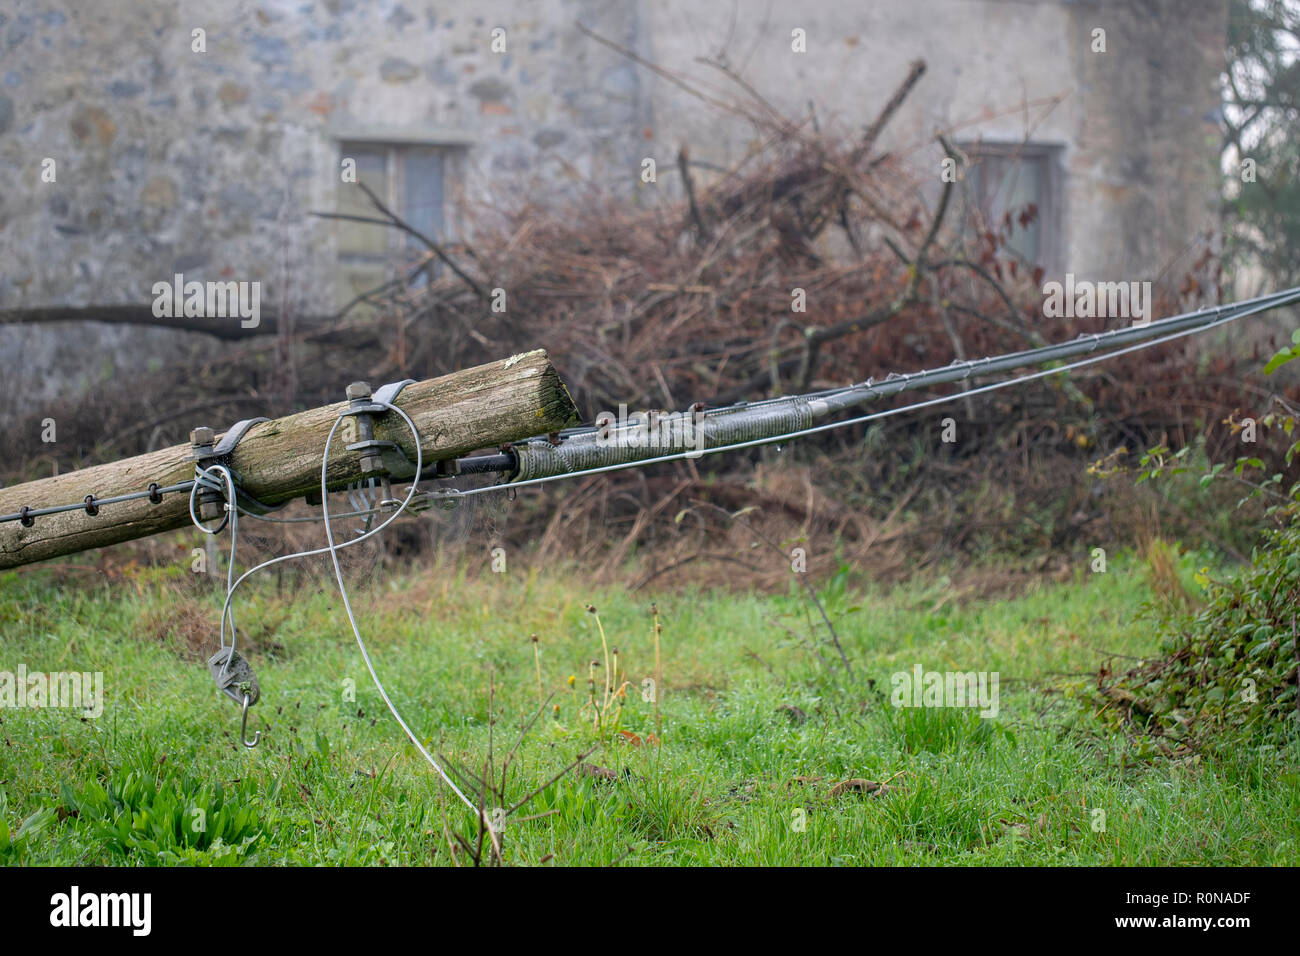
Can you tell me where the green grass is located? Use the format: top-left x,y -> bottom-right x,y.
0,549 -> 1296,866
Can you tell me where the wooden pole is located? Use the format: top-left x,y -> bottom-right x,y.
0,349 -> 577,570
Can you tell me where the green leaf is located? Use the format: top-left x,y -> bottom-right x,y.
1264,345 -> 1300,375
16,808 -> 54,841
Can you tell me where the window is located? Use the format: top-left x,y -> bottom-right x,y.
957,142 -> 1063,272
335,141 -> 455,308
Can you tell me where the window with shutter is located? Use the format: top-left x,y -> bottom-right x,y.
335,141 -> 456,310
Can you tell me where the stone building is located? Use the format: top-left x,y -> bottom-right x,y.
0,0 -> 1228,421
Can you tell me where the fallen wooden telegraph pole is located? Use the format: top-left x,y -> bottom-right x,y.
4,288 -> 1299,774
5,287 -> 1300,573
0,349 -> 577,570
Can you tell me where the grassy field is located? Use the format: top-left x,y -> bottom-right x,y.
1,548 -> 1297,866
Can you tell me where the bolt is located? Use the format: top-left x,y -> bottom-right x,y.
190,427 -> 221,520
347,382 -> 382,474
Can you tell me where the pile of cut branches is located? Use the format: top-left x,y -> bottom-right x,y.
2,56 -> 1284,579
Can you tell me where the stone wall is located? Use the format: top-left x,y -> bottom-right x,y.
0,0 -> 1227,422
640,0 -> 1226,280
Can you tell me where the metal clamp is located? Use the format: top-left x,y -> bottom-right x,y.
340,380 -> 420,509
208,645 -> 262,748
189,417 -> 270,467
189,418 -> 271,524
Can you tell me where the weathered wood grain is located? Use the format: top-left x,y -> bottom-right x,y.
0,349 -> 576,570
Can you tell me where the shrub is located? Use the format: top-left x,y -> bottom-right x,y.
1089,332 -> 1300,755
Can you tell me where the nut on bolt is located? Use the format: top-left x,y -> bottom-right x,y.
190,427 -> 222,521
345,382 -> 384,474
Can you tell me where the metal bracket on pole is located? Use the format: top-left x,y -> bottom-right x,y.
189,418 -> 271,527
340,379 -> 419,511
188,427 -> 224,525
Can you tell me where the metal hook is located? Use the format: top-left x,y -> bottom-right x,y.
240,693 -> 262,749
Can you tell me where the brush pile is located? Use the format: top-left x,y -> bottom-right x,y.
3,60 -> 1286,583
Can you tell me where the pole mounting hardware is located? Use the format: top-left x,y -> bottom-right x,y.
208,645 -> 262,749
343,381 -> 389,476
188,418 -> 271,526
189,427 -> 224,524
341,379 -> 420,509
